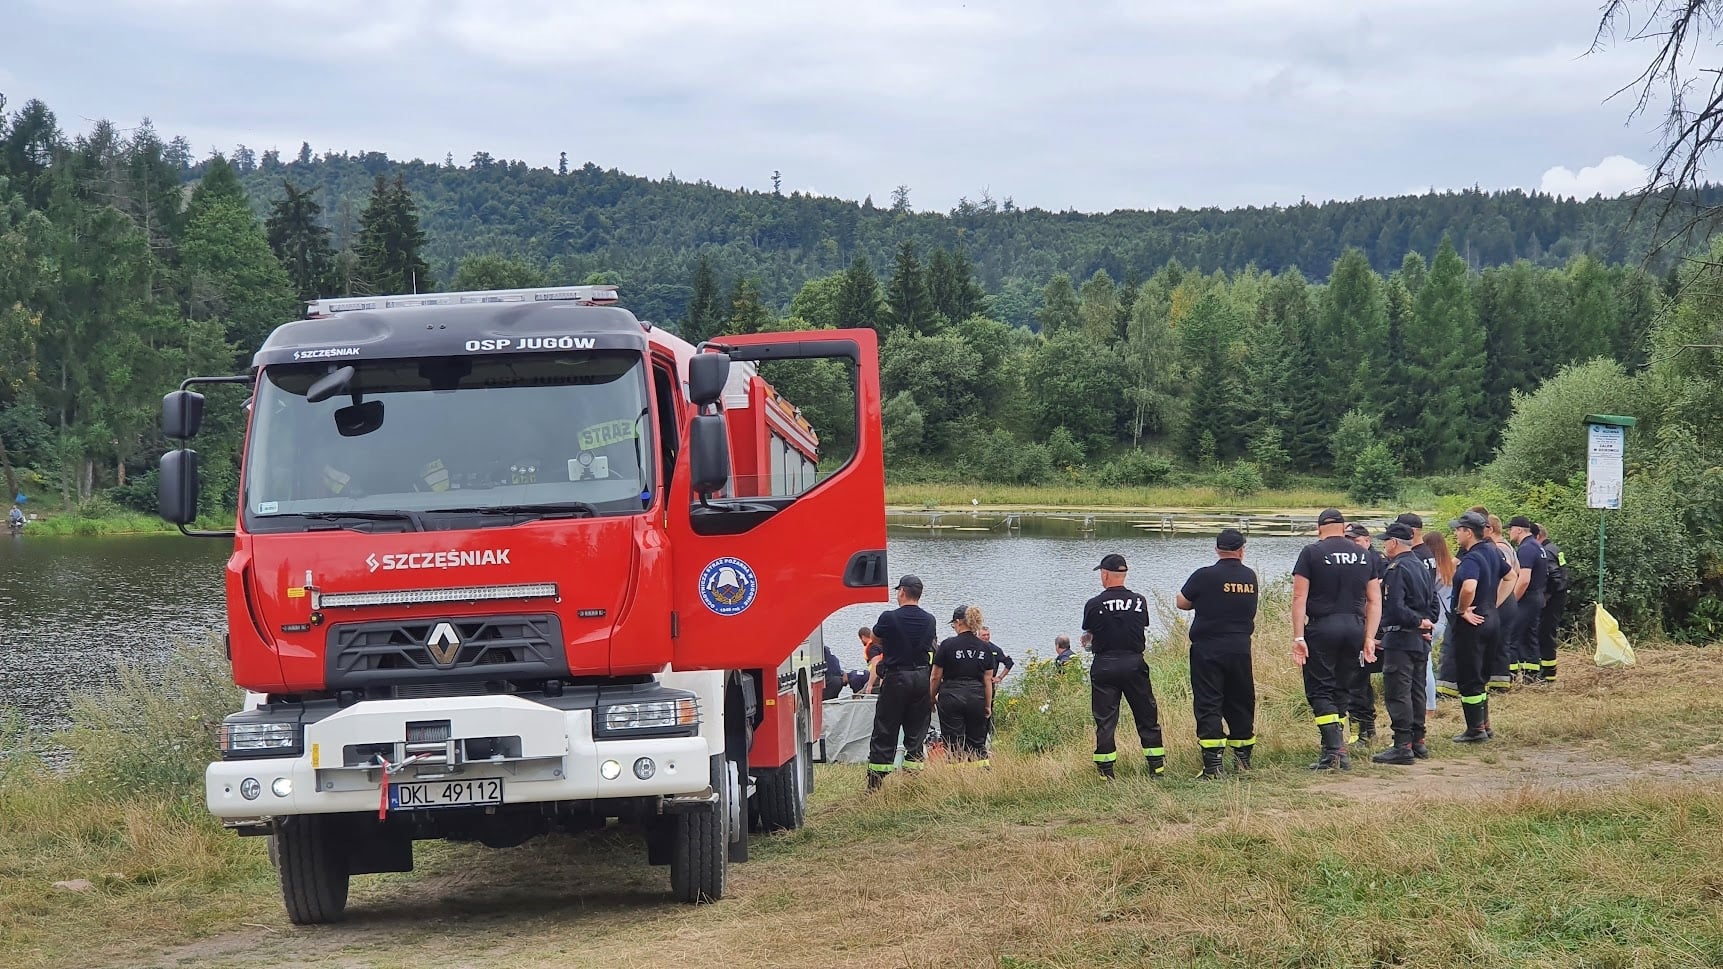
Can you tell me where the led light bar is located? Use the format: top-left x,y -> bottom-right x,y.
318,582 -> 558,609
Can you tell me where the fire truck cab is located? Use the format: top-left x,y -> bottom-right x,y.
157,285 -> 887,924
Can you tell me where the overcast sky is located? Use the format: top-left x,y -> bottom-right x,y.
0,0 -> 1674,212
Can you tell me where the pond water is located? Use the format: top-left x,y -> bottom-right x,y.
0,517 -> 1313,732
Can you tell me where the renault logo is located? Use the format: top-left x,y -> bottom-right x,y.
425,622 -> 462,668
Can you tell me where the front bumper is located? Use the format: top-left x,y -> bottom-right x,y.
207,694 -> 710,819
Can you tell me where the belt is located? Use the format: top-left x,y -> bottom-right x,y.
884,665 -> 929,673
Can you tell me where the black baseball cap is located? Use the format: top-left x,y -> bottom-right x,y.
1395,512 -> 1423,529
1317,508 -> 1346,526
1216,528 -> 1246,551
1378,522 -> 1415,542
1449,511 -> 1489,534
1344,523 -> 1370,539
950,604 -> 968,623
1093,553 -> 1128,572
895,574 -> 924,595
1507,515 -> 1534,530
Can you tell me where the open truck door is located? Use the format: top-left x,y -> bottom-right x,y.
665,328 -> 887,673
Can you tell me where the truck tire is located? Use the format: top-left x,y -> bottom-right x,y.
671,757 -> 727,903
752,707 -> 810,832
275,815 -> 350,925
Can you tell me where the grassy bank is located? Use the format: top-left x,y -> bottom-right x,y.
884,478 -> 1468,513
16,509 -> 238,537
6,623 -> 1721,967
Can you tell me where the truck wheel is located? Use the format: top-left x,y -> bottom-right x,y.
671,757 -> 727,903
752,711 -> 810,832
275,815 -> 350,925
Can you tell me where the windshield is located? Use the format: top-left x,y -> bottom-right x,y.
244,351 -> 653,531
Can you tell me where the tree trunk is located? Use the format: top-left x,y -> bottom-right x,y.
0,432 -> 17,504
117,454 -> 126,487
81,458 -> 94,501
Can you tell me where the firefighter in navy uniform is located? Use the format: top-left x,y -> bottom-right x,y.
1082,553 -> 1166,779
1535,523 -> 1570,682
865,575 -> 939,790
1448,512 -> 1503,743
1370,522 -> 1437,765
931,605 -> 994,763
1507,515 -> 1549,683
1176,529 -> 1260,778
1344,522 -> 1388,745
1291,509 -> 1381,771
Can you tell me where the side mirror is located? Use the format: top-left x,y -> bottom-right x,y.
306,365 -> 356,403
162,390 -> 206,439
689,413 -> 731,496
334,400 -> 385,437
159,449 -> 200,525
688,353 -> 731,408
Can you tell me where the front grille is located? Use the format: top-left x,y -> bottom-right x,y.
326,614 -> 567,690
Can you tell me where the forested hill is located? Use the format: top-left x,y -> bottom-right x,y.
231,148 -> 1721,326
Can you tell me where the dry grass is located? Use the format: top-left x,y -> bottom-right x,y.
8,636 -> 1723,968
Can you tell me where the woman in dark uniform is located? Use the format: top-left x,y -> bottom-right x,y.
931,605 -> 994,764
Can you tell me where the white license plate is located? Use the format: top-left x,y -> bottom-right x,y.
388,778 -> 503,810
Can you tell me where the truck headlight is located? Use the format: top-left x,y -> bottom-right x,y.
220,720 -> 303,758
599,697 -> 698,734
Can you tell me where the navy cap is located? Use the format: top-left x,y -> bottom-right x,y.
1508,515 -> 1534,530
895,574 -> 924,595
1317,508 -> 1346,526
1395,512 -> 1423,529
1345,523 -> 1371,539
950,604 -> 968,623
1378,522 -> 1415,542
1449,511 -> 1489,534
1216,528 -> 1246,551
1094,553 -> 1128,572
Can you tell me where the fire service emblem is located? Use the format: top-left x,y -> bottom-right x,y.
699,557 -> 758,617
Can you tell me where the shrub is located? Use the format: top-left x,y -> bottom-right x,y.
1329,409 -> 1382,479
1096,450 -> 1174,487
1349,442 -> 1401,504
1045,426 -> 1085,470
1488,358 -> 1637,490
1218,459 -> 1263,497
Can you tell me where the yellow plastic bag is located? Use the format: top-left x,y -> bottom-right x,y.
1594,604 -> 1637,667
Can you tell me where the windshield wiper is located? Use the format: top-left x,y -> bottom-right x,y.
265,510 -> 426,532
426,502 -> 599,521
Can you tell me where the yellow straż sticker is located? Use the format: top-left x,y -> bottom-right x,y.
579,419 -> 638,451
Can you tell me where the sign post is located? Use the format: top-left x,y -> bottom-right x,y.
1583,414 -> 1636,603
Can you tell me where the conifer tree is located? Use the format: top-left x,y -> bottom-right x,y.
265,180 -> 336,302
834,255 -> 881,331
1405,237 -> 1484,470
884,240 -> 934,335
354,174 -> 431,295
683,252 -> 723,343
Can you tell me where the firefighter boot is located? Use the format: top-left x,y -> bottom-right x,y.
866,770 -> 886,792
1231,744 -> 1253,771
1452,700 -> 1491,743
1146,754 -> 1167,778
1308,721 -> 1351,771
1096,759 -> 1116,781
1198,748 -> 1224,780
1372,742 -> 1415,765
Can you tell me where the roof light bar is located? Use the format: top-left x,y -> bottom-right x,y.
318,582 -> 558,609
307,285 -> 619,317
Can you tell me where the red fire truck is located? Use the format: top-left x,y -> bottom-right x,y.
157,285 -> 887,924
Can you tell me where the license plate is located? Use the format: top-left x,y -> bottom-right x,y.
388,778 -> 503,810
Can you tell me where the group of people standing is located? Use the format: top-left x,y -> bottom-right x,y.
846,575 -> 1018,789
847,505 -> 1570,790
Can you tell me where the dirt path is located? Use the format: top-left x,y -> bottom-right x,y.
132,748 -> 1723,969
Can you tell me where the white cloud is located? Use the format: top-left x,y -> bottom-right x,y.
1539,155 -> 1650,199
